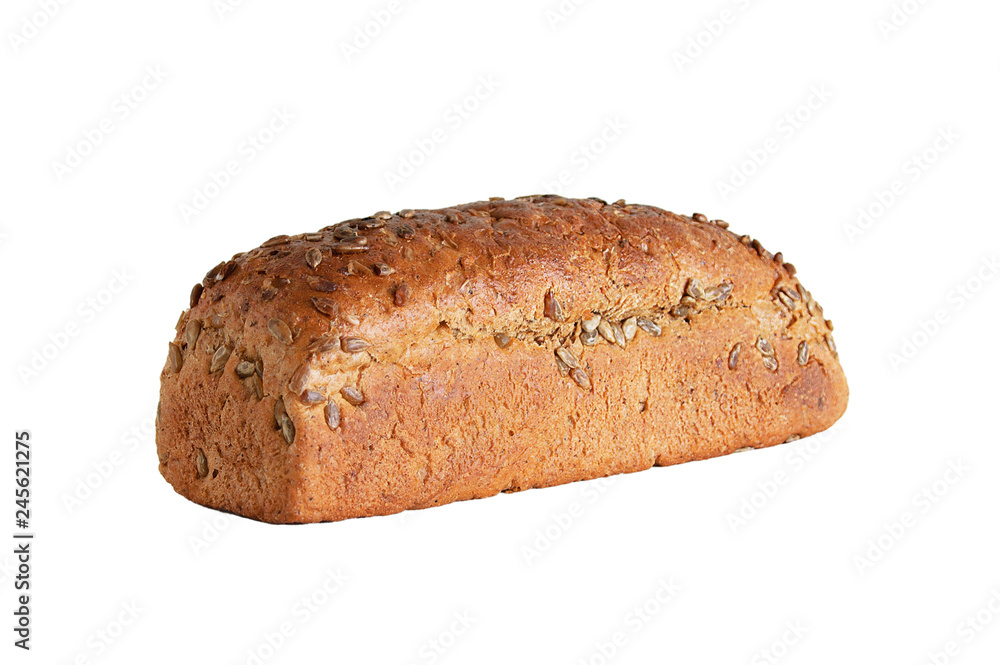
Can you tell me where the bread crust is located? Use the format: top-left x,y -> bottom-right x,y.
156,195 -> 847,523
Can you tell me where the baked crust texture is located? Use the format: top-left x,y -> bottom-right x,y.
156,195 -> 848,523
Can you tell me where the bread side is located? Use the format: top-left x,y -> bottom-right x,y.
156,195 -> 847,523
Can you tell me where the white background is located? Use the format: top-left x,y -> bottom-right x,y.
3,0 -> 999,663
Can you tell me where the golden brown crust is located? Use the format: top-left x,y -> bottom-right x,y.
156,195 -> 848,523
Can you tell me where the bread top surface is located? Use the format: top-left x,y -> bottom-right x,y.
174,195 -> 837,403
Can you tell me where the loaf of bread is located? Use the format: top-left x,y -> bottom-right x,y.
156,195 -> 848,523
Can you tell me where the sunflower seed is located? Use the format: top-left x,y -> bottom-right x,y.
300,390 -> 325,405
783,262 -> 797,276
825,333 -> 837,355
762,356 -> 779,371
797,341 -> 809,366
330,241 -> 369,255
581,314 -> 602,333
333,225 -> 358,240
341,337 -> 369,353
739,235 -> 752,245
403,247 -> 415,260
219,260 -> 237,281
304,233 -> 324,241
494,333 -> 512,349
210,346 -> 230,373
778,291 -> 795,310
261,234 -> 290,248
255,358 -> 264,376
716,281 -> 734,301
728,343 -> 741,370
597,319 -> 616,345
311,296 -> 338,318
251,373 -> 264,400
543,290 -> 565,321
611,321 -> 626,348
399,209 -> 415,219
395,223 -> 416,239
685,278 -> 706,300
167,343 -> 183,373
274,397 -> 288,427
703,286 -> 724,302
308,337 -> 340,354
552,197 -> 569,206
781,286 -> 800,301
622,317 -> 638,341
773,252 -> 784,264
373,262 -> 394,276
324,401 -> 340,429
341,386 -> 365,406
205,261 -> 225,282
190,283 -> 204,308
554,356 -> 571,376
394,283 -> 411,307
636,317 -> 661,336
184,319 -> 202,349
261,287 -> 278,301
713,219 -> 729,229
311,278 -> 338,293
555,347 -> 580,370
670,305 -> 690,318
784,434 -> 801,443
437,230 -> 458,249
268,318 -> 293,345
344,314 -> 361,325
756,337 -> 775,357
374,210 -> 393,220
570,368 -> 591,390
196,449 -> 208,479
580,329 -> 599,346
305,247 -> 323,270
693,213 -> 708,223
281,418 -> 295,444
235,361 -> 256,378
826,320 -> 834,331
288,364 -> 310,394
734,446 -> 754,453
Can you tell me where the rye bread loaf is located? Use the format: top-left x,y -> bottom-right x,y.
156,195 -> 848,523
